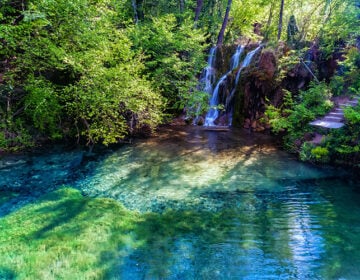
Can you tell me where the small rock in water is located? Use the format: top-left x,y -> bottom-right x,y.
255,126 -> 265,132
195,116 -> 205,126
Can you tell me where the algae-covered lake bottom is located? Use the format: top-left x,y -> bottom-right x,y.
1,126 -> 360,279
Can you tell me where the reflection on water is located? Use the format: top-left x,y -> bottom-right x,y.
1,126 -> 360,279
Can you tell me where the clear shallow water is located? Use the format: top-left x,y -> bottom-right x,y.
1,126 -> 360,279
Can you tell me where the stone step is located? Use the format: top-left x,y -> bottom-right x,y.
328,112 -> 344,117
334,108 -> 344,112
323,116 -> 344,122
309,120 -> 345,129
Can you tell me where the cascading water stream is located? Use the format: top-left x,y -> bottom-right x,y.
193,47 -> 217,123
204,45 -> 244,126
203,47 -> 217,95
235,45 -> 262,85
227,45 -> 262,125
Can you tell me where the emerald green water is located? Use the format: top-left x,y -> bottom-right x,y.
1,126 -> 360,279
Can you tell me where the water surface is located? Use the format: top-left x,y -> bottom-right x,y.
1,126 -> 360,279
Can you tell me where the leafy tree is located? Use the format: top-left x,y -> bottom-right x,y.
319,0 -> 359,57
0,0 -> 358,156
128,14 -> 207,109
0,0 -> 164,149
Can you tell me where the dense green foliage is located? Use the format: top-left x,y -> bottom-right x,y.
0,0 -> 167,149
0,0 -> 208,150
128,15 -> 207,107
266,82 -> 333,149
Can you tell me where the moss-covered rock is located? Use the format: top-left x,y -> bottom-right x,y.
233,49 -> 278,129
214,45 -> 238,79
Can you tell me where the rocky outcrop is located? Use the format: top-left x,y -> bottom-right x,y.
214,45 -> 238,78
233,50 -> 278,131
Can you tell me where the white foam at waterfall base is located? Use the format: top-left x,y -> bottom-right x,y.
204,75 -> 226,126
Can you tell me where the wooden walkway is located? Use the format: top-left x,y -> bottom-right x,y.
309,96 -> 359,129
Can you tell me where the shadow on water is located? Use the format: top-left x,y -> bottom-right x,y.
0,267 -> 16,279
30,191 -> 89,240
0,126 -> 343,214
111,184 -> 360,279
21,189 -> 294,279
0,145 -> 101,217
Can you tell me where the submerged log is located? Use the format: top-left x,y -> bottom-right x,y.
203,126 -> 230,131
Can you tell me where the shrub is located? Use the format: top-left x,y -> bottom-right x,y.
311,146 -> 330,163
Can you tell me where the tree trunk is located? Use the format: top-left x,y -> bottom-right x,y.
277,0 -> 284,41
264,1 -> 275,40
356,0 -> 360,50
217,0 -> 232,46
194,0 -> 203,23
179,0 -> 185,13
132,0 -> 138,24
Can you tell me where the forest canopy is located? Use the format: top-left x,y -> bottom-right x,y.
0,0 -> 359,151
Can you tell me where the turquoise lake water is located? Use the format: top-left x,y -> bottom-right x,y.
1,126 -> 360,279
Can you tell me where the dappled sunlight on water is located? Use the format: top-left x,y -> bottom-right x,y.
75,127 -> 328,212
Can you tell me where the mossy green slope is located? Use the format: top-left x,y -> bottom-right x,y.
0,188 -> 142,279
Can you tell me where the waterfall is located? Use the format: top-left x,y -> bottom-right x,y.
202,47 -> 217,95
204,45 -> 244,126
193,47 -> 217,123
227,45 -> 262,125
230,45 -> 245,70
235,45 -> 262,86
